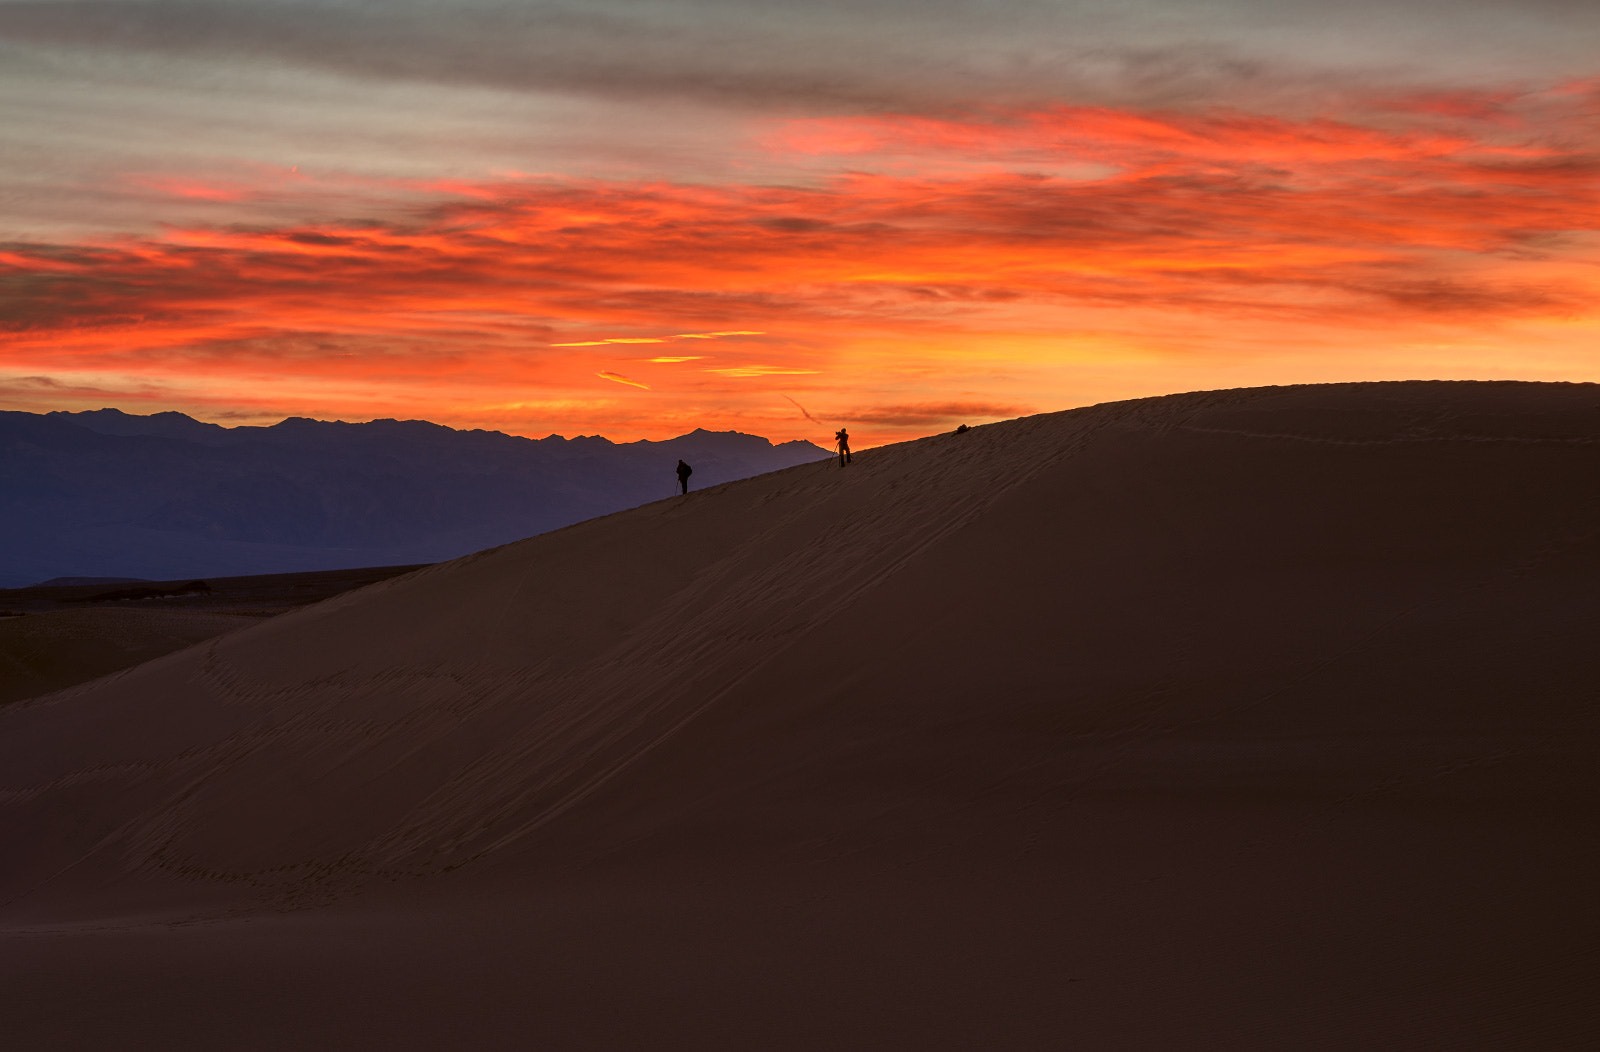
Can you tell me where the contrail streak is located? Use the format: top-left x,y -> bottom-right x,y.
782,394 -> 824,426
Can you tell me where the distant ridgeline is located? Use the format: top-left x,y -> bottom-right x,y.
0,409 -> 829,587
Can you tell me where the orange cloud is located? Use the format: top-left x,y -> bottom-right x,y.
556,338 -> 668,346
560,331 -> 765,346
707,365 -> 821,378
597,371 -> 650,390
2,86 -> 1596,443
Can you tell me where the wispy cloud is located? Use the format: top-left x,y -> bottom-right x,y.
556,338 -> 667,346
597,370 -> 650,390
9,93 -> 1587,343
4,1 -> 1596,116
845,401 -> 1032,427
2,84 -> 1595,439
557,331 -> 764,347
707,366 -> 821,378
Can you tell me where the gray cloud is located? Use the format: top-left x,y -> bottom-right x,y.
5,0 -> 1593,246
0,372 -> 175,408
1,0 -> 1595,115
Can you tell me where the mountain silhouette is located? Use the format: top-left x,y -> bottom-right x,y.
0,410 -> 828,586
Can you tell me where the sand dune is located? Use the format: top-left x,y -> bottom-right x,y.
4,381 -> 1598,1048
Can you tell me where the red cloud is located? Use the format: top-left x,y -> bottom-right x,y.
3,89 -> 1595,440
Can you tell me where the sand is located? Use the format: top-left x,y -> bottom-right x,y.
0,565 -> 425,706
3,380 -> 1597,1048
0,609 -> 256,707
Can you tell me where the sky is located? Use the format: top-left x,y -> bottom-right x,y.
1,0 -> 1596,445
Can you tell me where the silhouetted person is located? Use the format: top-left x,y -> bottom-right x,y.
676,459 -> 693,495
835,427 -> 852,467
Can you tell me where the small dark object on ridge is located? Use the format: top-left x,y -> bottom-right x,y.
954,424 -> 969,434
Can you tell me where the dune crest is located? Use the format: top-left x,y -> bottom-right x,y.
4,380 -> 1598,1048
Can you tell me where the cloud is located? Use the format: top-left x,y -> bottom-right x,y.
554,331 -> 761,347
555,338 -> 667,346
0,371 -> 183,411
3,97 -> 1592,358
3,374 -> 68,390
1,88 -> 1594,439
1350,275 -> 1583,317
597,370 -> 650,390
121,174 -> 262,203
843,401 -> 1032,427
4,2 -> 1598,118
706,366 -> 820,378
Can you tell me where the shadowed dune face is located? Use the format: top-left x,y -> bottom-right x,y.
3,381 -> 1599,1048
0,609 -> 257,707
0,563 -> 426,705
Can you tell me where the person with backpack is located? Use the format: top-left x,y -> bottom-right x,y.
676,459 -> 693,495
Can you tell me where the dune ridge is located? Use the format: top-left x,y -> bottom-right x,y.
3,380 -> 1598,1049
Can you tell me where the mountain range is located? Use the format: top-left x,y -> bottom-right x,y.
0,408 -> 829,587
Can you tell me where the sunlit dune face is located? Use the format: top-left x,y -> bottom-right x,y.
3,82 -> 1597,443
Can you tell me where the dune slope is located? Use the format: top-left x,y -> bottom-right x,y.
3,381 -> 1598,1049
